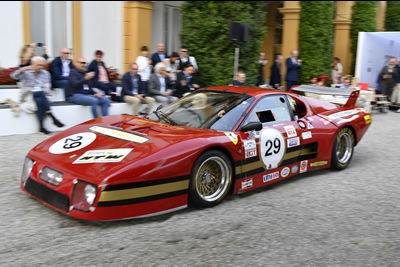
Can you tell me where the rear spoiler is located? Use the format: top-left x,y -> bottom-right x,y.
290,85 -> 360,108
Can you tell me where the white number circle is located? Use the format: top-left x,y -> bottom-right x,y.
49,132 -> 97,154
259,128 -> 285,169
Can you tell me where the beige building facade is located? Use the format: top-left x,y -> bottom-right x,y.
3,1 -> 388,79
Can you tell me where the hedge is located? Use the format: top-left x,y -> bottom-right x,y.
298,1 -> 335,85
180,1 -> 266,87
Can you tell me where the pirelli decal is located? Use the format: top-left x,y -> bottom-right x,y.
234,142 -> 318,179
97,175 -> 189,207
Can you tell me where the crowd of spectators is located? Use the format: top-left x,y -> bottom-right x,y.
9,41 -> 400,134
9,42 -> 205,134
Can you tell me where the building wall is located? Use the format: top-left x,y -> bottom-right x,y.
81,1 -> 123,72
0,1 -> 24,68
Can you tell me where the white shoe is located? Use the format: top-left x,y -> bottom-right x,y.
396,108 -> 400,113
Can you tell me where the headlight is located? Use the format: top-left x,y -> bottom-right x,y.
40,167 -> 63,186
21,157 -> 34,183
71,180 -> 98,212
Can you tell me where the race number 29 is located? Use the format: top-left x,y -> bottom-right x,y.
49,132 -> 97,154
259,128 -> 285,169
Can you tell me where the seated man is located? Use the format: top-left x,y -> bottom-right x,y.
148,62 -> 178,107
68,57 -> 110,118
233,72 -> 246,86
175,63 -> 200,98
339,77 -> 352,89
49,48 -> 74,100
11,56 -> 64,134
121,63 -> 155,115
87,50 -> 117,96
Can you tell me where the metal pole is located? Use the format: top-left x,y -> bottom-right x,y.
233,44 -> 240,81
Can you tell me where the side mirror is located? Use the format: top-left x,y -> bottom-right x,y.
239,122 -> 263,132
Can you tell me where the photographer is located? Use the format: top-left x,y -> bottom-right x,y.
19,42 -> 49,67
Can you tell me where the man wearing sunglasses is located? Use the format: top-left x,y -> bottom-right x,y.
68,57 -> 109,118
49,48 -> 74,100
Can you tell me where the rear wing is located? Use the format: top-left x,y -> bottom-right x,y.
290,85 -> 360,108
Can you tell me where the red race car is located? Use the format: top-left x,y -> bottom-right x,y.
21,85 -> 371,220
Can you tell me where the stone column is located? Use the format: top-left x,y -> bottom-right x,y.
278,1 -> 301,88
123,1 -> 153,73
333,1 -> 354,78
376,1 -> 387,32
72,1 -> 82,61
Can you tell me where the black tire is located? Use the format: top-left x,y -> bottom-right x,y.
189,150 -> 232,208
331,127 -> 355,170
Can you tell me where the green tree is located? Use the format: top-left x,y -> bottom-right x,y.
350,1 -> 377,75
180,1 -> 266,87
298,1 -> 335,85
385,1 -> 400,31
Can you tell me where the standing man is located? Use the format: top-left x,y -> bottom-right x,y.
257,52 -> 268,86
334,57 -> 343,81
121,63 -> 155,115
285,50 -> 302,91
68,57 -> 110,118
379,57 -> 398,101
269,54 -> 283,89
177,46 -> 198,73
49,47 -> 74,100
233,72 -> 246,86
151,43 -> 168,69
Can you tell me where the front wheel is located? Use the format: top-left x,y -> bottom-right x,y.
331,127 -> 355,170
189,150 -> 232,208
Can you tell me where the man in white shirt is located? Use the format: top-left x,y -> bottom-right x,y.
177,46 -> 198,73
136,46 -> 152,90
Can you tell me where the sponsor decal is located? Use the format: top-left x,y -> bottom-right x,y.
364,114 -> 371,125
310,161 -> 328,167
336,115 -> 359,125
302,131 -> 312,140
241,178 -> 253,190
307,122 -> 314,129
300,160 -> 308,173
245,149 -> 257,159
291,165 -> 298,173
298,121 -> 306,129
224,132 -> 238,145
263,171 -> 279,183
284,125 -> 297,138
90,126 -> 149,143
287,137 -> 300,148
73,148 -> 133,164
281,167 -> 290,177
259,128 -> 285,170
49,132 -> 97,154
322,109 -> 360,125
243,140 -> 257,151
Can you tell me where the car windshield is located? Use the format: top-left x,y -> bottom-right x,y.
147,90 -> 254,131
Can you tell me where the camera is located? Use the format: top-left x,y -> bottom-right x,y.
37,42 -> 44,47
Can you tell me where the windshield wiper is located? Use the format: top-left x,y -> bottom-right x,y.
153,105 -> 179,126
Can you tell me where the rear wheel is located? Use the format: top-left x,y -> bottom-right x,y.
189,150 -> 232,207
331,127 -> 355,170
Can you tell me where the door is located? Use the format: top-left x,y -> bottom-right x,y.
237,94 -> 318,190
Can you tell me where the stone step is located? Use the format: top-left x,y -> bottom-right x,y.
0,100 -> 158,136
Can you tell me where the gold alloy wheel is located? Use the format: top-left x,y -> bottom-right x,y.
195,156 -> 231,203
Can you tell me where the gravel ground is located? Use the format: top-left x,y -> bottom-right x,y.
0,110 -> 399,267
